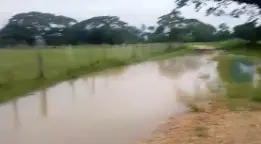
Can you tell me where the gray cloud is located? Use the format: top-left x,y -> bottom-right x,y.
0,0 -> 248,28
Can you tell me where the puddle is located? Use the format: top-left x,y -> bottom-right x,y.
217,56 -> 261,88
0,52 -> 226,144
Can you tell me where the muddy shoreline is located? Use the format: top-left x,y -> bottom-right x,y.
140,96 -> 261,144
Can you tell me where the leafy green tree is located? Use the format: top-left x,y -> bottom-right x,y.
183,19 -> 217,42
72,16 -> 142,44
233,20 -> 259,43
155,10 -> 217,42
0,11 -> 77,46
175,0 -> 261,20
148,26 -> 155,32
215,23 -> 233,41
0,24 -> 38,45
219,23 -> 229,31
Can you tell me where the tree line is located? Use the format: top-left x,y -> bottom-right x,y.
0,9 -> 259,47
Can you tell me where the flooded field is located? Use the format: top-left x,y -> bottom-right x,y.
0,51 -> 260,144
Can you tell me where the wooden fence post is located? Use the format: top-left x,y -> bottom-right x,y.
34,35 -> 45,79
36,48 -> 44,79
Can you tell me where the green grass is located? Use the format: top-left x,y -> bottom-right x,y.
188,39 -> 261,111
214,54 -> 261,111
0,43 -> 191,103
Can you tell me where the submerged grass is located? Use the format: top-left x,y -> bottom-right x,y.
214,54 -> 261,111
0,44 -> 191,103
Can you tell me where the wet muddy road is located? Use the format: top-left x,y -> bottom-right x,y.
0,52 -> 222,144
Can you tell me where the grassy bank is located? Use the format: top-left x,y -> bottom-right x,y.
193,39 -> 261,110
0,43 -> 191,103
213,54 -> 261,111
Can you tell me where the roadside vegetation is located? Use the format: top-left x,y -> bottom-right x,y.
0,44 -> 191,103
213,55 -> 261,111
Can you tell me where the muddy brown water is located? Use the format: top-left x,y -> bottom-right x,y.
0,52 -> 222,144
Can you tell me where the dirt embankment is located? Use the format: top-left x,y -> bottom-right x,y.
140,97 -> 261,144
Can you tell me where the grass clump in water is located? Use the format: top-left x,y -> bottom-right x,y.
214,54 -> 261,111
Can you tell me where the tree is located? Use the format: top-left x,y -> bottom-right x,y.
219,23 -> 229,31
8,11 -> 77,34
0,24 -> 38,45
124,26 -> 145,43
0,11 -> 77,46
215,23 -> 233,41
73,16 -> 127,30
155,10 -> 217,42
71,16 -> 142,44
157,9 -> 184,29
233,20 -> 259,43
148,26 -> 155,32
174,0 -> 261,20
182,19 -> 217,42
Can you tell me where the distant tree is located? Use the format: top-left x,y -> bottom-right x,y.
148,26 -> 155,32
183,19 -> 217,42
0,11 -> 77,46
174,0 -> 261,20
140,24 -> 147,32
174,0 -> 261,43
233,20 -> 259,43
0,24 -> 38,45
157,9 -> 184,29
215,23 -> 233,41
219,23 -> 229,32
155,10 -> 217,42
72,16 -> 142,44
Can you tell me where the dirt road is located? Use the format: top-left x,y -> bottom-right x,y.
140,96 -> 261,144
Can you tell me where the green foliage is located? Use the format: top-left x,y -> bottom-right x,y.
155,10 -> 229,42
233,20 -> 259,43
0,44 -> 189,102
0,10 -> 236,47
174,0 -> 261,45
175,0 -> 261,19
214,54 -> 261,111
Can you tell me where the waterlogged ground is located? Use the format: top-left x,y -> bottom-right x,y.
142,52 -> 261,144
0,51 -> 261,144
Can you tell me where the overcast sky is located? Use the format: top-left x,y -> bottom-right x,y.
0,0 -> 248,29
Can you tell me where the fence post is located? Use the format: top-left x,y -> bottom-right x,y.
36,48 -> 44,79
103,48 -> 107,61
66,45 -> 74,69
35,35 -> 45,79
131,46 -> 136,58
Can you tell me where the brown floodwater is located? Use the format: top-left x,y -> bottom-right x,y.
0,52 -> 221,144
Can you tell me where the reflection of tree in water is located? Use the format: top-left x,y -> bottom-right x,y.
216,56 -> 261,100
91,76 -> 96,94
40,88 -> 48,118
216,56 -> 259,85
157,55 -> 203,79
158,55 -> 222,104
12,99 -> 20,129
68,79 -> 76,105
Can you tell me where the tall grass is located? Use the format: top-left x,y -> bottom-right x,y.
0,43 -> 188,102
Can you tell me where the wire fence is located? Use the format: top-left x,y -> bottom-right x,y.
0,43 -> 183,85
